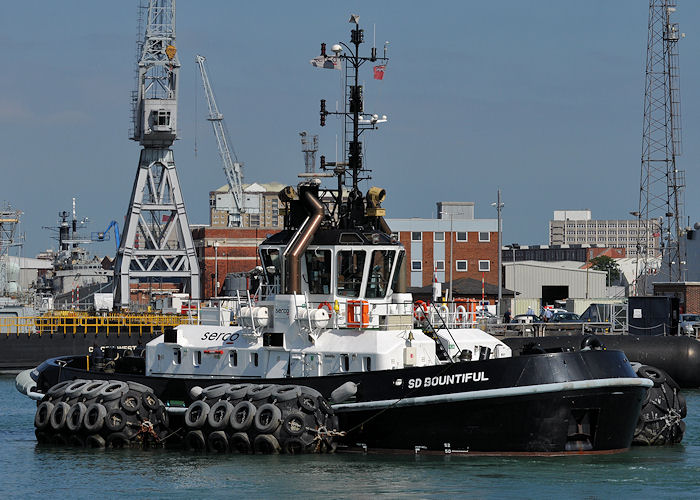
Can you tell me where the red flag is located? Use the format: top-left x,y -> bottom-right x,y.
373,65 -> 386,80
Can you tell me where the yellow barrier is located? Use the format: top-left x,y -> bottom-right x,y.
0,312 -> 188,337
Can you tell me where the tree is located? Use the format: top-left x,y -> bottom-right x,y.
589,256 -> 621,286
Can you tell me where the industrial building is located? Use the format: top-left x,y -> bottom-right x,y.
503,260 -> 608,315
549,210 -> 659,257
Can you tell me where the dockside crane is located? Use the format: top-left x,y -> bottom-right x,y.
195,55 -> 245,227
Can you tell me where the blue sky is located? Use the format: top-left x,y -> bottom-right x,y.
2,1 -> 700,257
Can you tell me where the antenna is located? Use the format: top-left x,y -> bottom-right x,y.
300,131 -> 319,173
635,0 -> 685,294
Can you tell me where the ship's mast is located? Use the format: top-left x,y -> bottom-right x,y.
315,15 -> 388,230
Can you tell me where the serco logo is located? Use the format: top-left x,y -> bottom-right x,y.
275,307 -> 290,315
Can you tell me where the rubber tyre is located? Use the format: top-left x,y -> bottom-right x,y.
120,391 -> 142,414
185,400 -> 210,429
83,403 -> 107,433
638,365 -> 667,387
298,394 -> 319,414
141,391 -> 160,412
105,408 -> 127,432
184,430 -> 206,451
207,430 -> 229,453
85,434 -> 106,448
253,434 -> 281,454
66,402 -> 87,432
282,410 -> 306,437
99,381 -> 129,401
247,384 -> 276,401
229,432 -> 251,454
207,401 -> 234,430
34,401 -> 54,430
272,385 -> 301,402
64,380 -> 91,399
317,397 -> 334,416
300,386 -> 323,399
47,381 -> 72,399
254,403 -> 282,433
201,383 -> 230,400
80,381 -> 108,399
34,429 -> 51,444
106,432 -> 130,449
49,402 -> 71,431
230,401 -> 256,431
282,437 -> 307,455
678,392 -> 687,418
126,381 -> 152,393
68,434 -> 86,448
225,384 -> 250,401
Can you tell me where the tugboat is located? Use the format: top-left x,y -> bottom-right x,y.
19,16 -> 651,454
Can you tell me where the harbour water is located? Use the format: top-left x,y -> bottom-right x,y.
2,374 -> 699,498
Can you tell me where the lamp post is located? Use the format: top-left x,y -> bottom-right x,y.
439,210 -> 459,303
491,190 -> 504,317
506,243 -> 519,311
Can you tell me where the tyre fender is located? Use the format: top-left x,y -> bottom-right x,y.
66,402 -> 87,432
230,401 -> 256,431
254,403 -> 282,433
184,400 -> 210,429
49,402 -> 71,431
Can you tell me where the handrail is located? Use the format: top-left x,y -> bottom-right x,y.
0,313 -> 188,337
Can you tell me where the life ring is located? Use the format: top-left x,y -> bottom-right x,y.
413,300 -> 428,320
318,302 -> 334,315
456,305 -> 467,324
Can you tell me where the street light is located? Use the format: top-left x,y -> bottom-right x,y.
491,190 -> 504,317
439,209 -> 462,304
506,243 -> 519,310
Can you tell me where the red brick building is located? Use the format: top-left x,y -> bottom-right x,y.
386,202 -> 499,290
192,227 -> 281,298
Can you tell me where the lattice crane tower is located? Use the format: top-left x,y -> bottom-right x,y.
114,0 -> 200,307
636,0 -> 684,293
195,55 -> 245,227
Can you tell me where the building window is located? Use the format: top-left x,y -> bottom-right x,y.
478,260 -> 490,272
456,260 -> 467,271
479,232 -> 490,242
249,214 -> 260,227
391,232 -> 400,241
411,260 -> 422,271
411,232 -> 422,242
456,232 -> 467,242
434,260 -> 445,271
434,231 -> 445,242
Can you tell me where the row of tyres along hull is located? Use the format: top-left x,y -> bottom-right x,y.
504,334 -> 700,388
31,349 -> 649,453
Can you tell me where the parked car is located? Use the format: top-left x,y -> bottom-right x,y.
679,313 -> 700,335
549,312 -> 582,323
511,313 -> 541,324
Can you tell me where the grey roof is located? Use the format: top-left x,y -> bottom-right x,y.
410,277 -> 515,297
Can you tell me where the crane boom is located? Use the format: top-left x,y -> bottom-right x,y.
195,54 -> 244,227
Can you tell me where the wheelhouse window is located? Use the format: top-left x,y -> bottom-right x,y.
260,247 -> 282,292
337,250 -> 366,297
305,249 -> 331,294
390,250 -> 405,292
366,249 -> 396,299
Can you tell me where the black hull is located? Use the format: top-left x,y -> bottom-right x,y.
31,349 -> 648,454
0,332 -> 159,370
504,334 -> 700,388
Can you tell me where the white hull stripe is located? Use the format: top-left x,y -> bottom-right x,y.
331,377 -> 653,412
